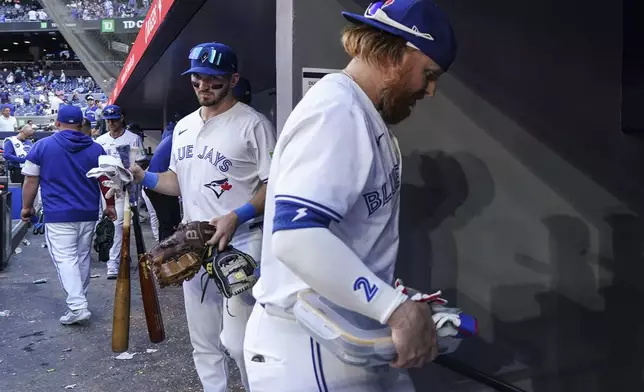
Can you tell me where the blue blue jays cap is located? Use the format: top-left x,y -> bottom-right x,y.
102,105 -> 122,120
233,77 -> 252,104
57,105 -> 83,125
182,42 -> 238,77
342,0 -> 457,71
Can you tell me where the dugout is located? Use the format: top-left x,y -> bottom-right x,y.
110,0 -> 644,390
106,0 -> 276,130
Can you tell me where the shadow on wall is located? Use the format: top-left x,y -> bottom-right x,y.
396,150 -> 495,298
396,148 -> 644,391
486,214 -> 644,392
395,151 -> 520,390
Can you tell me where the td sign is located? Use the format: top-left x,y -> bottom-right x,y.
100,18 -> 144,33
122,19 -> 144,30
101,19 -> 115,33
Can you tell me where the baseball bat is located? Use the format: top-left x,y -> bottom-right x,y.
111,188 -> 132,353
131,182 -> 166,343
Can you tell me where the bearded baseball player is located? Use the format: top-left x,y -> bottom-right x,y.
95,104 -> 146,279
130,42 -> 276,392
243,1 -> 457,391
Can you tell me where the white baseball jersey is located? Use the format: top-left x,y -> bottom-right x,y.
169,102 -> 276,229
95,129 -> 146,163
254,73 -> 402,309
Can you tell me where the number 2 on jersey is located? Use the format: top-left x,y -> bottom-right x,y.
353,277 -> 379,302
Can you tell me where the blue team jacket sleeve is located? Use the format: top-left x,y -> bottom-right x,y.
148,136 -> 172,173
3,139 -> 23,163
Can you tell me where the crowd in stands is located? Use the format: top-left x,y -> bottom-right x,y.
0,64 -> 106,116
0,0 -> 47,22
70,0 -> 149,20
0,0 -> 149,23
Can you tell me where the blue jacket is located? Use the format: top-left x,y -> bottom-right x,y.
161,121 -> 175,140
148,133 -> 172,173
25,130 -> 105,223
3,138 -> 33,169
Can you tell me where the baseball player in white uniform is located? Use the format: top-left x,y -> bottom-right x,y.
130,42 -> 276,392
244,1 -> 457,391
95,104 -> 146,279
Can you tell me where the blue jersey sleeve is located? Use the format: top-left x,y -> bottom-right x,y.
148,136 -> 172,173
272,101 -> 374,232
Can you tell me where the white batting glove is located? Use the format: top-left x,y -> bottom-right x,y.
432,312 -> 462,338
394,279 -> 478,339
101,180 -> 123,199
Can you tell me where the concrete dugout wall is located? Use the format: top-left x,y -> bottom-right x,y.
277,0 -> 642,390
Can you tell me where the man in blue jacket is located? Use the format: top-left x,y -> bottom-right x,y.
21,105 -> 116,325
3,124 -> 34,184
160,112 -> 184,140
143,130 -> 181,241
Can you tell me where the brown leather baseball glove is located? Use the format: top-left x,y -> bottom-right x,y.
144,221 -> 216,288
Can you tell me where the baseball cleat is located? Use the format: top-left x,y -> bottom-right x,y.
59,309 -> 91,325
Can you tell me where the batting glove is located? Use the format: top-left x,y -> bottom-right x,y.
101,179 -> 123,199
394,279 -> 478,338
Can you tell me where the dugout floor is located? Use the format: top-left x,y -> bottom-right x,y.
0,224 -> 244,392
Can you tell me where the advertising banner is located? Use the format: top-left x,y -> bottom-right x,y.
107,0 -> 177,105
0,17 -> 144,33
101,18 -> 146,33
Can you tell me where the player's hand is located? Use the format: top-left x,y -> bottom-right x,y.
21,207 -> 35,223
104,206 -> 117,221
387,299 -> 438,369
206,212 -> 238,251
129,163 -> 145,183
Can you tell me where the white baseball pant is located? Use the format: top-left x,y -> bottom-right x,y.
106,196 -> 125,274
244,304 -> 416,392
141,188 -> 158,242
45,221 -> 96,311
183,228 -> 261,392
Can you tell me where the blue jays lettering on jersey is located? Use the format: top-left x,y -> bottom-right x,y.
362,160 -> 401,216
174,144 -> 233,172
